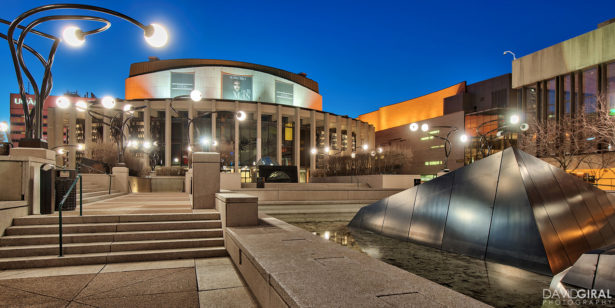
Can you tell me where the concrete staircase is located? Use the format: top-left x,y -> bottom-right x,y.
78,182 -> 125,204
0,213 -> 226,270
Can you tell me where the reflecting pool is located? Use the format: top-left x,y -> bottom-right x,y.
271,213 -> 554,308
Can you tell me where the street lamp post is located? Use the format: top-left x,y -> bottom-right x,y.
1,4 -> 168,148
57,95 -> 146,166
168,90 -> 246,166
409,122 -> 468,171
475,114 -> 529,158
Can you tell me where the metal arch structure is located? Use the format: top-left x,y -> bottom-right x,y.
1,4 -> 160,144
349,147 -> 615,275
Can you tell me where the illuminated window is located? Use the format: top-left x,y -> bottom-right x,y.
424,160 -> 443,166
420,136 -> 434,141
428,130 -> 440,135
430,145 -> 444,149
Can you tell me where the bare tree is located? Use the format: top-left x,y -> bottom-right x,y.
518,113 -> 591,172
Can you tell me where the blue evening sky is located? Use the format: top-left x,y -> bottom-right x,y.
1,0 -> 614,125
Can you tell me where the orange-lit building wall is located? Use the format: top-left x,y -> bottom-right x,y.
358,82 -> 466,131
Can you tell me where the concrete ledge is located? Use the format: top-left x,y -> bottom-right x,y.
225,215 -> 490,307
215,193 -> 258,228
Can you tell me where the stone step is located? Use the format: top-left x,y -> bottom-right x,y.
0,229 -> 223,246
82,192 -> 127,204
258,200 -> 378,206
0,237 -> 224,258
0,246 -> 227,270
5,220 -> 222,236
13,213 -> 220,226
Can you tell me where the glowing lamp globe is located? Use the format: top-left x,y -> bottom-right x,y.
62,26 -> 85,47
190,90 -> 202,102
56,96 -> 70,109
236,111 -> 247,121
101,96 -> 115,109
409,123 -> 418,131
144,23 -> 168,48
420,123 -> 429,132
459,134 -> 468,143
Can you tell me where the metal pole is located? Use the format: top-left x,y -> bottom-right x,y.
58,204 -> 62,257
79,175 -> 82,216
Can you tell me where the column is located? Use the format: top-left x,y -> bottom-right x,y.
347,117 -> 353,154
234,101 -> 239,173
294,108 -> 300,177
144,101 -> 151,141
188,101 -> 195,147
68,108 -> 76,169
256,103 -> 262,162
211,101 -> 217,148
84,109 -> 92,157
336,116 -> 342,155
324,113 -> 330,150
165,100 -> 171,167
276,105 -> 282,165
310,110 -> 316,171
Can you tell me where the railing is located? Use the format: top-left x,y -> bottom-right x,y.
77,162 -> 113,194
58,174 -> 83,257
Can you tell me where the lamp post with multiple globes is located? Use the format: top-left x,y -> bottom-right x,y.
1,4 -> 168,148
409,122 -> 468,172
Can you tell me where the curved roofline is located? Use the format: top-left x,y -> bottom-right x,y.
128,58 -> 319,93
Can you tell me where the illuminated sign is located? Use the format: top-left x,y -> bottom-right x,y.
222,73 -> 252,101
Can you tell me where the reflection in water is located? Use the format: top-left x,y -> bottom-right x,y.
273,213 -> 554,308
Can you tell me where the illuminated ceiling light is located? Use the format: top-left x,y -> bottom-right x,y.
187,145 -> 192,152
0,121 -> 9,132
130,140 -> 139,148
144,23 -> 168,48
56,96 -> 70,109
351,152 -> 356,159
362,144 -> 368,151
200,137 -> 210,145
370,151 -> 376,157
310,147 -> 317,155
324,146 -> 330,153
190,89 -> 202,102
153,141 -> 158,146
377,147 -> 383,153
510,114 -> 520,124
409,123 -> 418,132
519,123 -> 529,131
123,104 -> 133,112
75,100 -> 88,112
496,131 -> 503,137
420,123 -> 429,132
126,140 -> 132,147
235,110 -> 247,121
212,140 -> 218,146
143,141 -> 152,149
57,148 -> 65,155
173,157 -> 179,163
101,96 -> 115,109
62,26 -> 85,47
77,143 -> 85,151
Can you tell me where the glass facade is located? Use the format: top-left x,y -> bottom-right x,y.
563,75 -> 571,115
546,79 -> 556,119
261,115 -> 277,160
193,112 -> 212,151
583,68 -> 598,114
281,117 -> 294,166
238,112 -> 257,167
216,112 -> 235,169
607,62 -> 615,112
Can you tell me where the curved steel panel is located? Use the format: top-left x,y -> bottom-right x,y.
593,189 -> 615,231
408,172 -> 454,248
381,187 -> 418,240
357,199 -> 388,233
518,151 -> 591,265
572,180 -> 615,242
441,151 -> 502,258
486,148 -> 550,273
593,249 -> 615,293
514,149 -> 571,273
550,165 -> 606,248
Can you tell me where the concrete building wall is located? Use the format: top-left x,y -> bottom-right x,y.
375,111 -> 465,175
512,21 -> 615,88
125,66 -> 322,110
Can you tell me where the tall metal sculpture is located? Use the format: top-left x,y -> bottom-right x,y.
1,4 -> 168,147
350,147 -> 615,275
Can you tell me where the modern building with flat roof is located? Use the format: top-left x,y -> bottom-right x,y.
28,58 -> 374,182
